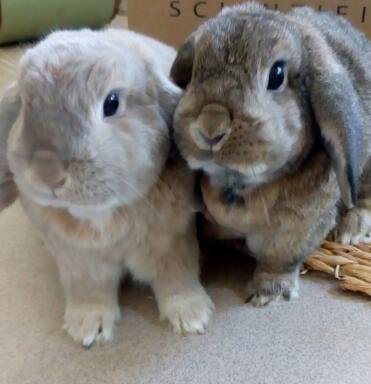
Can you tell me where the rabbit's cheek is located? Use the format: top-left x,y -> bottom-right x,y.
217,128 -> 264,165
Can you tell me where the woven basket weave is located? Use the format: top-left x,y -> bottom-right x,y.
303,241 -> 371,297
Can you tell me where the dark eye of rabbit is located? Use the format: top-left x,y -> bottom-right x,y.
103,92 -> 120,117
268,61 -> 286,90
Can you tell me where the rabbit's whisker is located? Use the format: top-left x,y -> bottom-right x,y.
118,175 -> 168,228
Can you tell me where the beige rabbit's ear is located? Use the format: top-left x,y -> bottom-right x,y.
304,30 -> 362,209
0,82 -> 20,212
156,74 -> 182,123
170,34 -> 197,89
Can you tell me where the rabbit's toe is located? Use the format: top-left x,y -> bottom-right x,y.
334,208 -> 371,245
159,289 -> 214,335
246,271 -> 299,307
64,302 -> 121,348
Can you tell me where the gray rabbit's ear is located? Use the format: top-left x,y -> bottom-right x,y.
0,82 -> 20,211
170,34 -> 197,89
304,32 -> 362,209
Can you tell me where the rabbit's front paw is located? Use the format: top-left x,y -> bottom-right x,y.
64,302 -> 121,348
159,289 -> 214,335
246,271 -> 299,307
334,208 -> 371,245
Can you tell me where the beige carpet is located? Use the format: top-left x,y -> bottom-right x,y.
1,17 -> 371,384
2,202 -> 371,384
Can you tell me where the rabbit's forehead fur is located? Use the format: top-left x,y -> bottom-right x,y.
19,31 -> 142,115
7,29 -> 174,213
194,14 -> 302,87
174,11 -> 308,187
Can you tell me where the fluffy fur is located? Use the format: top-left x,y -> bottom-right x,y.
0,29 -> 213,347
171,3 -> 371,306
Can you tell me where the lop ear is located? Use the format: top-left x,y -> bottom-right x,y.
170,34 -> 197,89
304,31 -> 362,209
0,82 -> 20,212
156,74 -> 182,124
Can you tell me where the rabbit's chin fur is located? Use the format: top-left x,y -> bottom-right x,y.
24,191 -> 122,222
172,3 -> 371,306
186,157 -> 298,191
0,28 -> 214,346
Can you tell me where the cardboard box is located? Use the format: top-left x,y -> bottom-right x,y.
128,1 -> 371,47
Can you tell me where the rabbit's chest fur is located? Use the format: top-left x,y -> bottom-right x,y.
19,161 -> 195,281
202,150 -> 339,236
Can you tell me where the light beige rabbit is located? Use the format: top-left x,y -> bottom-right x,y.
0,29 -> 213,347
171,3 -> 371,306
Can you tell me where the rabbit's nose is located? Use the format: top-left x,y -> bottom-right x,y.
191,103 -> 231,152
31,150 -> 67,191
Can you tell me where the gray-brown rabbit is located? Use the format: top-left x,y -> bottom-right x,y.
171,2 -> 371,306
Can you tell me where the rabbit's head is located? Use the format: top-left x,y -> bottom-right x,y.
171,3 -> 362,209
0,29 -> 180,214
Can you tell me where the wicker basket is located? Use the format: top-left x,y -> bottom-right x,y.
303,241 -> 371,297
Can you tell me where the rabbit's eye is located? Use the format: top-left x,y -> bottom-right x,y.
268,61 -> 286,91
103,92 -> 120,117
